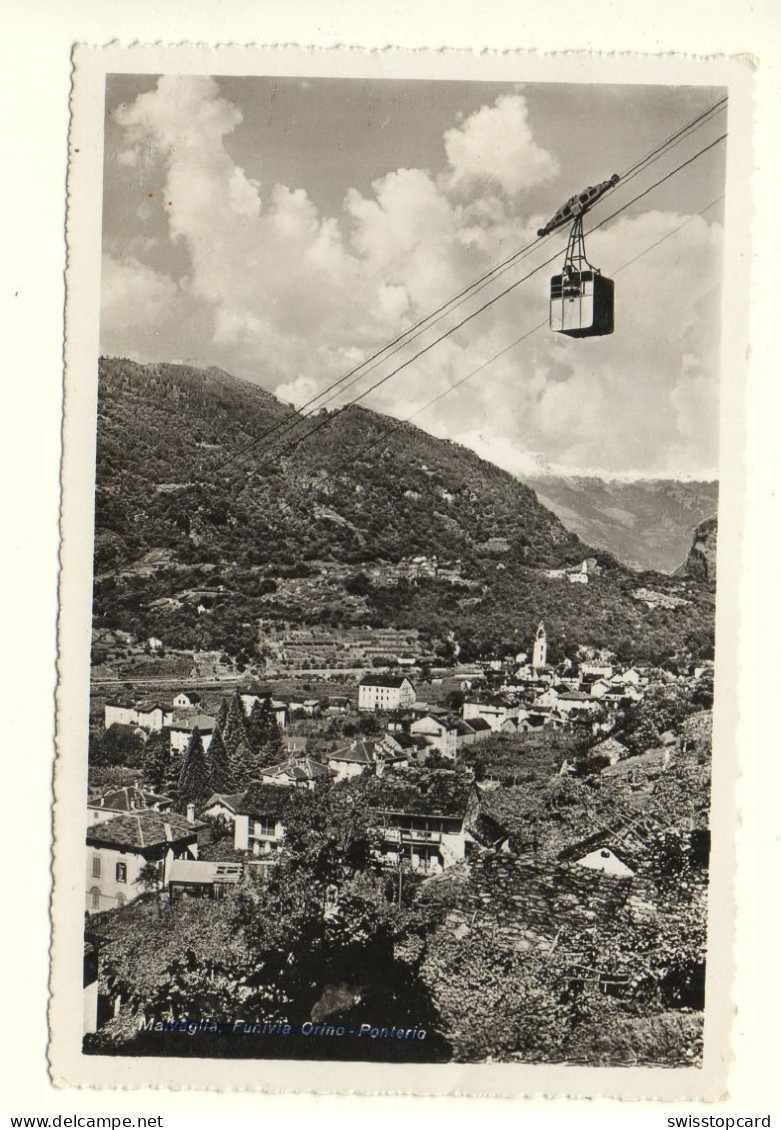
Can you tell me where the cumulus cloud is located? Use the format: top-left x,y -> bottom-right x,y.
443,93 -> 560,197
100,254 -> 180,359
101,78 -> 723,478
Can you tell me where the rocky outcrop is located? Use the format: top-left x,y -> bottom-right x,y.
676,517 -> 717,582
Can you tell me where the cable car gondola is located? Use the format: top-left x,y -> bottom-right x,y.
538,174 -> 619,339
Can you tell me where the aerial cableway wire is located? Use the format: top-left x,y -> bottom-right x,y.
215,99 -> 727,475
269,96 -> 728,428
320,193 -> 726,484
211,96 -> 728,476
244,130 -> 727,477
618,95 -> 727,182
265,95 -> 727,433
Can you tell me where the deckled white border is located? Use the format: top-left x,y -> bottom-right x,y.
51,42 -> 753,1100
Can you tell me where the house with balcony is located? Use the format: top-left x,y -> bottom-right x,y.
371,774 -> 473,876
233,784 -> 286,858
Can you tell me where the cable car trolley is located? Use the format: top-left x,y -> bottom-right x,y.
538,173 -> 619,339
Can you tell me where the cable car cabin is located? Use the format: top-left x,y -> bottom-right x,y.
550,269 -> 614,338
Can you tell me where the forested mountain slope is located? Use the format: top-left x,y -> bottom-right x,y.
92,358 -> 715,666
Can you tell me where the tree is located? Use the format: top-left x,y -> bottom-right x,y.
230,734 -> 256,788
223,690 -> 249,748
215,697 -> 229,731
246,698 -> 284,771
143,730 -> 171,791
246,698 -> 272,755
90,723 -> 145,768
208,726 -> 235,794
260,714 -> 284,768
135,860 -> 164,915
177,727 -> 212,812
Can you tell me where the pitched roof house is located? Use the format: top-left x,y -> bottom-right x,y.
327,741 -> 377,780
371,774 -> 473,875
233,783 -> 287,857
169,713 -> 217,753
88,785 -> 174,825
260,756 -> 335,789
358,674 -> 416,713
86,811 -> 200,915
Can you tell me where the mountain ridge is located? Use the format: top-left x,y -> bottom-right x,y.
91,357 -> 715,667
522,474 -> 719,574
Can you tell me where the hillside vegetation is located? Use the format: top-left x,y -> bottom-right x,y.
92,358 -> 715,666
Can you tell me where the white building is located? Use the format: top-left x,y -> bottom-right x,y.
86,811 -> 199,915
233,784 -> 286,857
358,674 -> 416,713
462,696 -> 522,732
173,691 -> 202,710
410,715 -> 459,760
169,714 -> 216,754
104,698 -> 173,732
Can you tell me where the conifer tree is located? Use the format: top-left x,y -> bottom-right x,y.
208,725 -> 235,794
247,698 -> 272,756
177,727 -> 212,813
230,734 -> 256,789
260,712 -> 285,768
143,729 -> 171,792
215,697 -> 229,732
223,690 -> 248,748
245,698 -> 286,771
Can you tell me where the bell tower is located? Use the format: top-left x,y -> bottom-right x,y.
532,622 -> 547,669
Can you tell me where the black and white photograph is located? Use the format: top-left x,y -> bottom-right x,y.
50,45 -> 752,1097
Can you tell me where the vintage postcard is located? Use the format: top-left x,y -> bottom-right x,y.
51,44 -> 752,1097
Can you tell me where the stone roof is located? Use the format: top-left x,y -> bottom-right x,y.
591,736 -> 630,759
201,791 -> 245,813
86,811 -> 199,850
601,747 -> 670,778
328,742 -> 375,765
262,756 -> 335,782
370,772 -> 472,819
419,851 -> 634,948
238,783 -> 288,819
359,674 -> 414,689
169,713 -> 217,732
90,786 -> 172,813
466,717 -> 492,732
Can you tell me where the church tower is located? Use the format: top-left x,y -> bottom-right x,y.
532,622 -> 547,669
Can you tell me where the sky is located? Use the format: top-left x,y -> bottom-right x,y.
100,75 -> 727,479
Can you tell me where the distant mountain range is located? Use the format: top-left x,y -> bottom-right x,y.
521,474 -> 718,574
91,358 -> 715,667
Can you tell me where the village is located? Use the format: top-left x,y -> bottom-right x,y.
84,617 -> 713,1055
